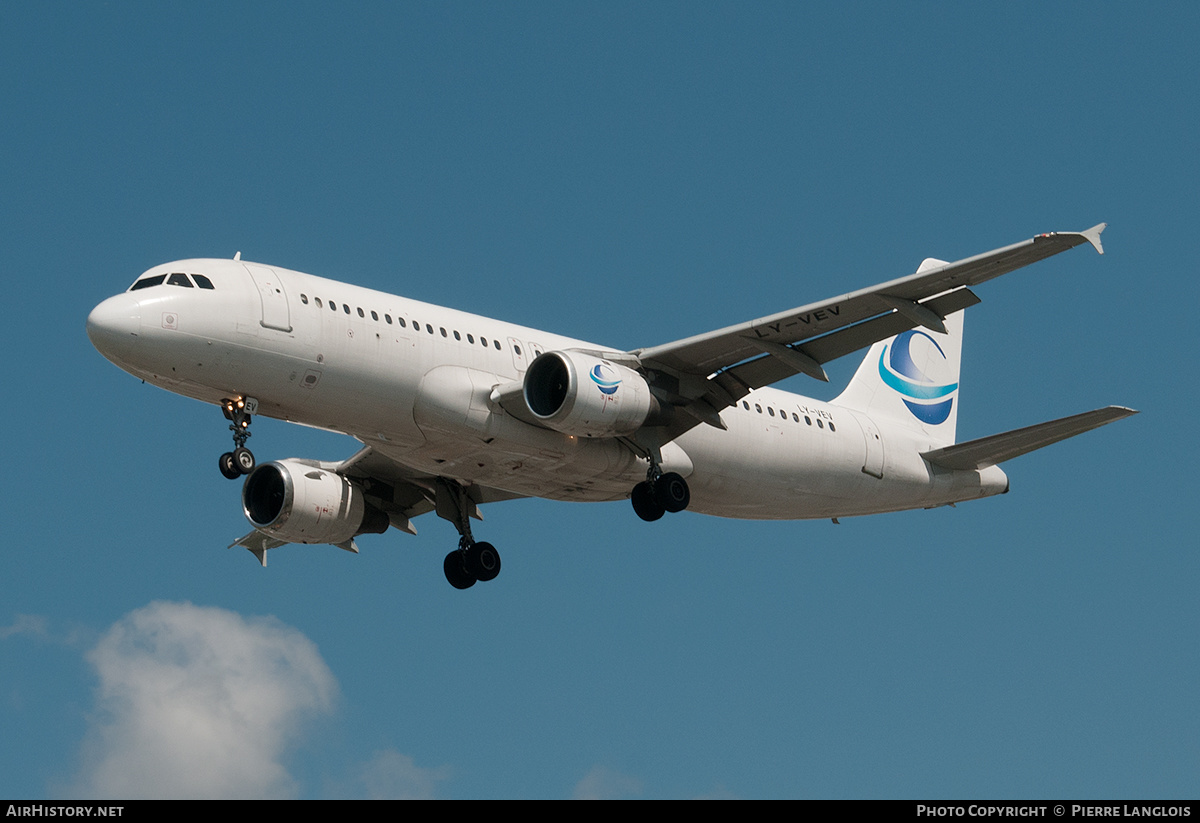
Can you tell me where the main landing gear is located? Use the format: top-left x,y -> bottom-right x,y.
436,478 -> 502,590
443,537 -> 501,590
218,397 -> 257,480
630,466 -> 691,522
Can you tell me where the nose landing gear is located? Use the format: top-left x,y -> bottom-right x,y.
218,397 -> 257,479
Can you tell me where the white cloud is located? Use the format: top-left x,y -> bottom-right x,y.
351,748 -> 450,799
1,613 -> 92,647
0,614 -> 50,640
69,601 -> 337,799
572,765 -> 643,800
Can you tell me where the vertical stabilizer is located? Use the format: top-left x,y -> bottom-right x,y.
833,302 -> 964,446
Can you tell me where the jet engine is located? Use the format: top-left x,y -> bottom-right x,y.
241,460 -> 389,545
523,350 -> 656,437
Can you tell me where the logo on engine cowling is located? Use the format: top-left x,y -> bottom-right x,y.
877,330 -> 957,425
589,363 -> 621,396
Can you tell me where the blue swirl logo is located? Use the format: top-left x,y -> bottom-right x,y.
590,363 -> 621,396
877,330 -> 957,425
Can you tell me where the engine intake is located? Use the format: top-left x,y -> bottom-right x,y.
523,350 -> 655,437
242,460 -> 389,545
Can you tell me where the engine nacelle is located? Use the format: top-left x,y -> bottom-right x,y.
241,460 -> 389,545
523,350 -> 654,437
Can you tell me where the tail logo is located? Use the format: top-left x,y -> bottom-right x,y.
877,330 -> 957,425
590,363 -> 621,396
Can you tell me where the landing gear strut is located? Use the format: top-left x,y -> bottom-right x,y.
436,478 -> 502,589
218,397 -> 256,479
630,460 -> 690,523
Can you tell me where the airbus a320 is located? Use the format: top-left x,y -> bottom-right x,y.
86,224 -> 1135,588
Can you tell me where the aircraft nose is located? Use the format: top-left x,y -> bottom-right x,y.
86,293 -> 141,363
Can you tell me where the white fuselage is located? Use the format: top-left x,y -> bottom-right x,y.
87,259 -> 1007,521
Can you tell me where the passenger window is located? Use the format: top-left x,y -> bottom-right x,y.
427,324 -> 434,334
167,273 -> 193,288
768,407 -> 775,417
357,307 -> 365,318
792,413 -> 799,422
192,274 -> 215,289
755,404 -> 762,413
130,274 -> 166,291
829,423 -> 836,432
315,297 -> 323,308
300,294 -> 309,305
467,334 -> 474,344
330,302 -> 337,312
805,416 -> 812,425
371,310 -> 378,321
817,419 -> 824,429
440,327 -> 447,337
742,401 -> 750,410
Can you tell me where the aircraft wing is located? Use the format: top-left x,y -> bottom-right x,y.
337,444 -> 528,534
628,225 -> 1106,438
636,224 -> 1105,377
230,444 -> 528,565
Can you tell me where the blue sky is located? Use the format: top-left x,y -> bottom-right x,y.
1,2 -> 1196,799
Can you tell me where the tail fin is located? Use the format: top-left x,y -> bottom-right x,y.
834,271 -> 964,446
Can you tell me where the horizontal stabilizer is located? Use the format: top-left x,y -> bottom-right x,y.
921,405 -> 1137,470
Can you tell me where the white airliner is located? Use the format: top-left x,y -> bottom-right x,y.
87,225 -> 1135,588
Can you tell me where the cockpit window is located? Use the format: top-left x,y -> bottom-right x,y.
130,272 -> 217,291
130,274 -> 167,291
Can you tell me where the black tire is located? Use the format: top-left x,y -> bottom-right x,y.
444,551 -> 476,589
631,481 -> 665,522
219,452 -> 241,480
655,472 -> 690,513
233,446 -> 256,475
467,541 -> 501,582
